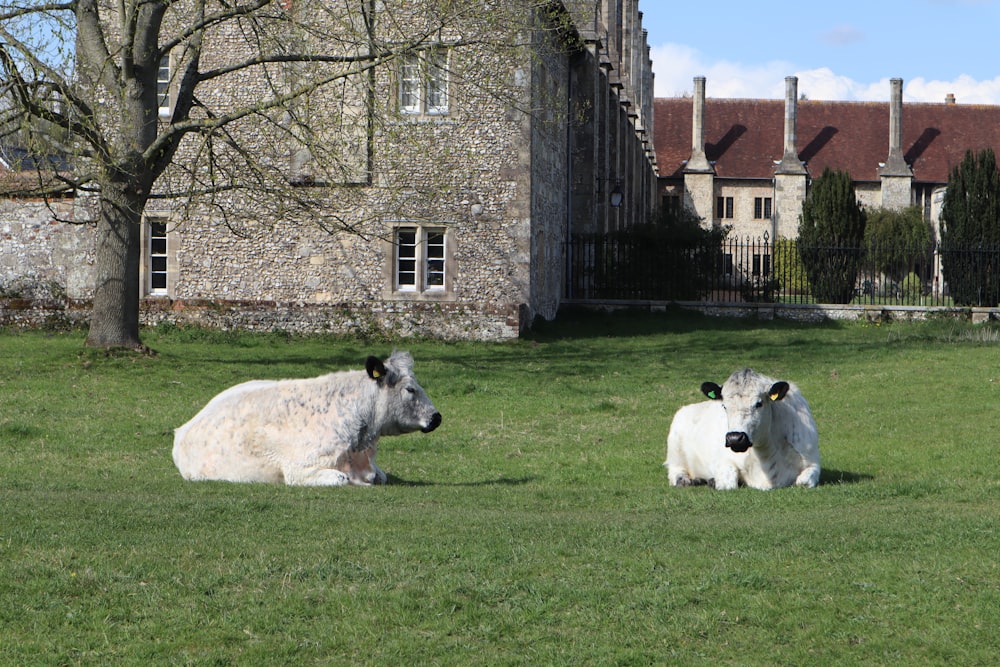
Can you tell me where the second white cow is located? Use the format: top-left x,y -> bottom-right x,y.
664,368 -> 820,490
172,351 -> 441,486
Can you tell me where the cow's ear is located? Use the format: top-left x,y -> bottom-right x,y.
701,382 -> 723,400
366,356 -> 387,382
768,381 -> 790,401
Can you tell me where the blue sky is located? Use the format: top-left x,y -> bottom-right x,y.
639,0 -> 1000,103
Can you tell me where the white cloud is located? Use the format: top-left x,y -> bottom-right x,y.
904,75 -> 1000,104
793,68 -> 871,100
650,44 -> 791,99
650,42 -> 1000,104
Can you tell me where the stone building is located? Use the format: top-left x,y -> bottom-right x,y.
1,0 -> 657,339
653,76 -> 1000,239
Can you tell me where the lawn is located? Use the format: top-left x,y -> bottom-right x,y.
1,310 -> 997,665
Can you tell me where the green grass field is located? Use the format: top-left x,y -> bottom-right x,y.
1,310 -> 997,665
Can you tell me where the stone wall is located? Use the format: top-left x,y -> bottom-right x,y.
147,1 -> 541,333
0,297 -> 524,339
528,27 -> 572,322
0,199 -> 95,300
564,299 -> 1000,325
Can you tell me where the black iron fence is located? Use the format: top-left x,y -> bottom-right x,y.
565,233 -> 1000,307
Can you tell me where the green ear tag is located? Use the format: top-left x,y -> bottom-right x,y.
708,390 -> 718,399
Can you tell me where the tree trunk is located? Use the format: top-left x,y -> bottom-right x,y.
84,183 -> 145,349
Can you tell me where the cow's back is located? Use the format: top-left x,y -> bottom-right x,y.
172,373 -> 371,482
665,400 -> 727,483
173,380 -> 283,481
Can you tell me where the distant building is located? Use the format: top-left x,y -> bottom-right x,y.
653,76 -> 1000,239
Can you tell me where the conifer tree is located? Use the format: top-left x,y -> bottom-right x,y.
797,167 -> 867,303
940,148 -> 1000,306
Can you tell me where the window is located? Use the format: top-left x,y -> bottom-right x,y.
399,49 -> 449,116
662,194 -> 681,216
399,58 -> 421,114
157,55 -> 171,117
720,253 -> 734,276
147,219 -> 168,295
754,197 -> 772,219
751,254 -> 771,277
394,225 -> 447,293
716,196 -> 733,219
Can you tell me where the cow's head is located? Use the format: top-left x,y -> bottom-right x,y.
366,351 -> 442,435
701,368 -> 789,453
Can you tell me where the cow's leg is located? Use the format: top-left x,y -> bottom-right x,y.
339,448 -> 386,485
795,464 -> 821,488
711,465 -> 740,490
285,466 -> 351,486
666,464 -> 694,487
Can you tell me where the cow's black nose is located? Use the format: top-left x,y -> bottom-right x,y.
725,431 -> 752,452
422,412 -> 442,433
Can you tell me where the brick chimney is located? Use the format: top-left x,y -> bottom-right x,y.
945,93 -> 956,104
684,76 -> 712,172
776,76 -> 806,174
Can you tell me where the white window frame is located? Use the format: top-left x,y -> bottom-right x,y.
399,49 -> 449,116
157,55 -> 171,118
147,218 -> 169,296
399,57 -> 422,115
394,225 -> 447,293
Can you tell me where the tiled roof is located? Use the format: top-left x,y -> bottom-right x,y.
0,145 -> 73,173
654,97 -> 1000,184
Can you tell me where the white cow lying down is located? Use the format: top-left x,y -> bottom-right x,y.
173,351 -> 441,486
664,368 -> 820,490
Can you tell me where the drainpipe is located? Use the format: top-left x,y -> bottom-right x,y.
565,52 -> 575,299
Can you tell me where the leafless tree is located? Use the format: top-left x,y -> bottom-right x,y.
0,0 -> 572,348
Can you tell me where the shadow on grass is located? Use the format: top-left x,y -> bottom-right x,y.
385,474 -> 536,488
820,468 -> 873,485
527,304 -> 845,342
0,422 -> 44,440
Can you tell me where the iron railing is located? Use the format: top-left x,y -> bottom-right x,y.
565,233 -> 1000,307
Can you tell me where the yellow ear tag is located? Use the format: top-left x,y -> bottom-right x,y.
372,370 -> 382,378
769,391 -> 781,401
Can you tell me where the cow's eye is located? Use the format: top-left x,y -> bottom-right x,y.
405,387 -> 416,395
754,400 -> 763,409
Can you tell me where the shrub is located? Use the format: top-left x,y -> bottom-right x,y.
588,205 -> 729,300
773,238 -> 809,296
864,206 -> 934,283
